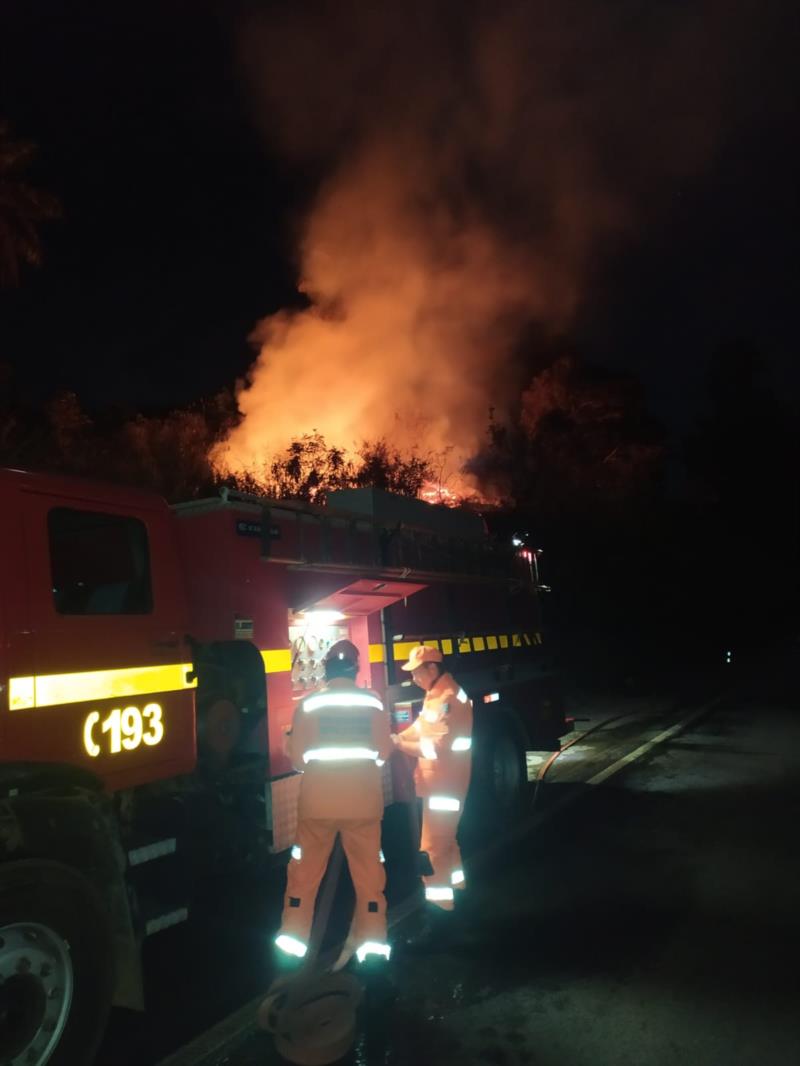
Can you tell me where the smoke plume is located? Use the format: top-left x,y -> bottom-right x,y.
218,0 -> 762,479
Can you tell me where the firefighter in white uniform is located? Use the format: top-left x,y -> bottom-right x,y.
274,640 -> 393,968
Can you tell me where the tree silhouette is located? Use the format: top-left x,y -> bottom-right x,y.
473,355 -> 666,518
227,433 -> 435,504
0,120 -> 60,286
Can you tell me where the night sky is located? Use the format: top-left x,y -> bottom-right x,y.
1,0 -> 797,434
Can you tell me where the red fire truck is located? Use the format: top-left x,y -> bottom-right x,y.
0,466 -> 568,1065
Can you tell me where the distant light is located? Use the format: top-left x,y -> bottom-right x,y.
483,692 -> 500,704
512,536 -> 523,547
300,610 -> 345,625
725,650 -> 732,663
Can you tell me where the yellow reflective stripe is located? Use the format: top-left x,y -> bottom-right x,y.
9,650 -> 297,710
9,676 -> 35,711
261,649 -> 292,674
9,632 -> 547,710
9,663 -> 195,712
7,630 -> 543,710
387,632 -> 541,664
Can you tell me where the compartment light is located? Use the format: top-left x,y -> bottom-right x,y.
299,610 -> 346,625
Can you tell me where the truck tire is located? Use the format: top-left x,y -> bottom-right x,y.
0,860 -> 113,1066
472,719 -> 527,824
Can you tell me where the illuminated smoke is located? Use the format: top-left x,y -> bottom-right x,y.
218,0 -> 761,480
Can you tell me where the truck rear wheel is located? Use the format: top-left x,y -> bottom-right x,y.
471,720 -> 527,825
0,861 -> 113,1066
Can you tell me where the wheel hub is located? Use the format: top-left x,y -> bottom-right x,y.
0,923 -> 73,1066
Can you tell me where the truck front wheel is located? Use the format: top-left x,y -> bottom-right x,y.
0,861 -> 113,1066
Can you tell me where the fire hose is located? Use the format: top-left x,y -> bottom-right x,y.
258,968 -> 363,1066
257,840 -> 367,1065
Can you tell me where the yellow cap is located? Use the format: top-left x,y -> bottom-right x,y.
401,644 -> 443,671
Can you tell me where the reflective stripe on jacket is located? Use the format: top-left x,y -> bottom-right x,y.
394,672 -> 473,799
288,679 -> 393,821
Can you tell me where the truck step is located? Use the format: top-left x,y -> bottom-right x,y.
140,901 -> 189,937
146,906 -> 188,936
127,836 -> 177,867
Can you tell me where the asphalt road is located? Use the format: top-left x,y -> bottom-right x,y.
97,646 -> 800,1066
165,648 -> 799,1066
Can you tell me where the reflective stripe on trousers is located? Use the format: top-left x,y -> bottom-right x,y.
420,803 -> 464,911
277,818 -> 387,947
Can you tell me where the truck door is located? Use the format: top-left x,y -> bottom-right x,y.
7,488 -> 196,791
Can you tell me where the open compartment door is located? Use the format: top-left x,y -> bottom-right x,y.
294,577 -> 427,617
291,578 -> 427,693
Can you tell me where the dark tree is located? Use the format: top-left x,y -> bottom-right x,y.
0,121 -> 59,286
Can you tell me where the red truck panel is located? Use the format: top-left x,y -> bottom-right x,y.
1,469 -> 196,791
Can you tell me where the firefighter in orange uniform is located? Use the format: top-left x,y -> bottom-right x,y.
274,640 -> 393,969
393,645 -> 473,911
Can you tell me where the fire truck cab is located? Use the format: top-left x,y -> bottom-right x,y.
0,467 -> 567,1066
